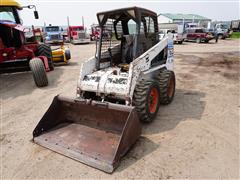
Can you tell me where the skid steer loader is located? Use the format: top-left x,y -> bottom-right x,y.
33,7 -> 175,173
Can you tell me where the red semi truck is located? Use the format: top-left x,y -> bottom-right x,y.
90,24 -> 101,41
67,26 -> 90,44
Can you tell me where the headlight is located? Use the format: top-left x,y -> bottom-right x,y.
45,36 -> 50,40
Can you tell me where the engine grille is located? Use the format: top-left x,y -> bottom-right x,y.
50,34 -> 60,40
78,33 -> 85,39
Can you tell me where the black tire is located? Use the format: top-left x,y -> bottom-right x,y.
37,44 -> 54,70
157,69 -> 176,105
65,49 -> 71,60
178,40 -> 183,44
133,80 -> 160,123
29,58 -> 48,87
205,39 -> 209,43
218,34 -> 223,39
196,38 -> 201,43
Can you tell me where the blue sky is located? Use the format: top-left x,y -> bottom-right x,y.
18,0 -> 240,27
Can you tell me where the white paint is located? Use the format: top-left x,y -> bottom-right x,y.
77,35 -> 174,105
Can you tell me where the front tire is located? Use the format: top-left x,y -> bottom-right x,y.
196,38 -> 201,43
37,44 -> 54,70
157,69 -> 176,105
29,58 -> 48,87
133,80 -> 160,123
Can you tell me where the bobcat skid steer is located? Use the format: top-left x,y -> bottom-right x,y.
33,7 -> 175,173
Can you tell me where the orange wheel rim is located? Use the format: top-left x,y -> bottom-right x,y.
167,76 -> 174,97
148,87 -> 159,114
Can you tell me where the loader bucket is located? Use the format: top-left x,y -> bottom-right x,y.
33,96 -> 141,173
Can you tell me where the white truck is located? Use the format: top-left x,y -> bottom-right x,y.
159,23 -> 186,44
214,23 -> 229,39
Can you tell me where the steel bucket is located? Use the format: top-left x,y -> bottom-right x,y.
33,95 -> 141,173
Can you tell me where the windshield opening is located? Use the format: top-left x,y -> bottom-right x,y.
45,26 -> 59,32
221,24 -> 228,29
96,12 -> 158,69
0,7 -> 17,23
195,29 -> 206,33
72,27 -> 84,31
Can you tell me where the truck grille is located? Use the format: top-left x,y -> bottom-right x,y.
78,33 -> 85,39
50,34 -> 60,40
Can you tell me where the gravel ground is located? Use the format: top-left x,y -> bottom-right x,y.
1,39 -> 239,179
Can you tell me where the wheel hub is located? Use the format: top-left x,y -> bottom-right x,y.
148,87 -> 159,114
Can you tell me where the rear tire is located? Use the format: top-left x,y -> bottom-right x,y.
37,44 -> 54,70
157,69 -> 176,105
133,80 -> 160,123
29,58 -> 48,87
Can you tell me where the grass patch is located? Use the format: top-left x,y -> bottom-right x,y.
230,32 -> 240,39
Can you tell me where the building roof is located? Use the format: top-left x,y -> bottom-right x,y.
159,13 -> 211,21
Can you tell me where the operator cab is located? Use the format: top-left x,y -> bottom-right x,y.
0,5 -> 22,48
0,1 -> 39,48
96,7 -> 159,70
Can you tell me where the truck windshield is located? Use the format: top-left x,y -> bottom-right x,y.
46,27 -> 59,32
0,7 -> 17,23
72,27 -> 84,31
221,24 -> 228,29
195,29 -> 206,33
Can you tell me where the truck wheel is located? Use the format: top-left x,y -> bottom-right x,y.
178,41 -> 183,44
29,58 -> 48,87
218,34 -> 223,39
196,38 -> 201,43
157,69 -> 175,105
133,80 -> 160,123
37,44 -> 54,70
65,49 -> 71,60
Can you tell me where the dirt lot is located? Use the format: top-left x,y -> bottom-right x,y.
1,39 -> 239,179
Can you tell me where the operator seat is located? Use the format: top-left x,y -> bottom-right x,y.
121,35 -> 134,64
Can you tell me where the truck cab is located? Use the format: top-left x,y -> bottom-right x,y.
230,20 -> 240,32
186,28 -> 214,43
67,26 -> 90,44
43,25 -> 64,44
90,24 -> 101,41
159,24 -> 186,44
215,23 -> 229,39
